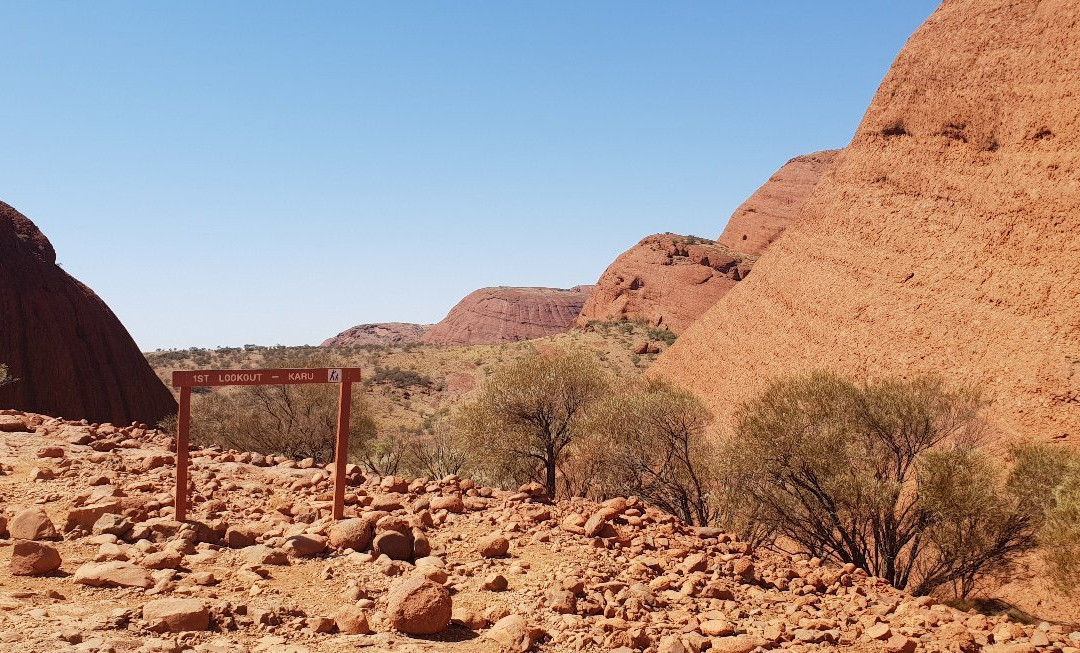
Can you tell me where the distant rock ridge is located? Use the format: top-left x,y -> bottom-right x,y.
321,323 -> 429,348
573,234 -> 752,334
718,149 -> 841,256
652,0 -> 1080,443
0,200 -> 176,425
420,286 -> 593,346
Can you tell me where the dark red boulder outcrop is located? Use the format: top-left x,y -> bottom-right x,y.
0,201 -> 176,425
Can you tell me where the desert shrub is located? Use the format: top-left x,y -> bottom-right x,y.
359,430 -> 409,476
0,363 -> 13,388
369,366 -> 434,390
645,326 -> 677,346
579,380 -> 717,525
405,422 -> 470,479
1038,452 -> 1080,591
454,349 -> 610,497
720,371 -> 1055,597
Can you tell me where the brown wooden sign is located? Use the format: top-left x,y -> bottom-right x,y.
171,367 -> 361,522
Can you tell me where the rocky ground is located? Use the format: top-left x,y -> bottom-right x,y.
1,409 -> 1077,653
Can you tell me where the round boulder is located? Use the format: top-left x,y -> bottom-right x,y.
386,575 -> 452,635
373,530 -> 414,561
329,518 -> 373,551
334,604 -> 371,634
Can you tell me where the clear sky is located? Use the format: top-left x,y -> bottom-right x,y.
0,1 -> 940,350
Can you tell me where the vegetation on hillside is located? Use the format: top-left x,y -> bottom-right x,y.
715,371 -> 1074,597
146,337 -> 1079,599
577,380 -> 716,525
454,350 -> 610,498
0,363 -> 12,388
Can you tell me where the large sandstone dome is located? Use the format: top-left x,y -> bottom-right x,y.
321,323 -> 429,347
652,0 -> 1080,442
421,286 -> 593,346
718,150 -> 840,256
0,201 -> 176,425
573,234 -> 753,335
576,151 -> 836,335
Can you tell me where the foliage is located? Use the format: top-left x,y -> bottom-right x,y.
1038,451 -> 1080,592
454,349 -> 610,497
405,422 -> 470,479
578,380 -> 717,525
720,371 -> 1055,597
369,366 -> 435,390
0,363 -> 13,389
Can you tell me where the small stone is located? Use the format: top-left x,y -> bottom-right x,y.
328,518 -> 373,551
478,534 -> 510,558
92,513 -> 133,537
886,634 -> 917,653
483,573 -> 509,591
143,598 -> 210,632
373,530 -> 413,561
430,494 -> 465,513
334,605 -> 371,634
865,623 -> 892,640
283,534 -> 327,557
485,614 -> 544,652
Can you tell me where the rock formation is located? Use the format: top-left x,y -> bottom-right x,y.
0,201 -> 176,426
717,149 -> 840,255
421,286 -> 593,346
321,323 -> 429,347
652,0 -> 1080,442
573,234 -> 753,334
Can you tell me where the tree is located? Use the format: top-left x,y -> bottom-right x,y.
579,380 -> 718,525
0,364 -> 14,389
454,350 -> 609,498
721,371 -> 1054,597
1035,449 -> 1080,592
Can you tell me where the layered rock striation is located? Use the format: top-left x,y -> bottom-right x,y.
421,286 -> 593,346
0,201 -> 176,425
718,149 -> 840,255
653,0 -> 1080,442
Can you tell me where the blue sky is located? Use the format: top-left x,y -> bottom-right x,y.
0,1 -> 940,349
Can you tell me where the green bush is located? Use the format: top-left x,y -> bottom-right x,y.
454,349 -> 609,497
719,371 -> 1056,597
1039,454 -> 1080,591
369,366 -> 435,390
191,383 -> 376,465
578,380 -> 717,525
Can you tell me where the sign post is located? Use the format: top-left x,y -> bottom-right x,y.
171,367 -> 362,522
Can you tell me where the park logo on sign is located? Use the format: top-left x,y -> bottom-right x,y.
328,368 -> 342,382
